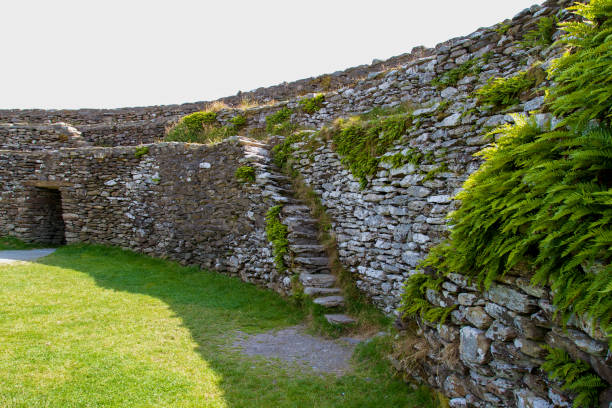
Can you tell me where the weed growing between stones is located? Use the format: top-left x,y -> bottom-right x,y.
289,274 -> 306,306
475,65 -> 545,109
265,205 -> 289,273
229,114 -> 247,130
134,146 -> 149,158
380,149 -> 424,169
398,272 -> 455,325
235,166 -> 256,183
430,57 -> 483,89
519,15 -> 559,49
422,163 -> 449,183
323,112 -> 413,188
541,347 -> 606,408
271,131 -> 307,169
494,21 -> 512,35
298,94 -> 325,114
265,107 -> 296,136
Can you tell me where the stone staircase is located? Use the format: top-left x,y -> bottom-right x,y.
239,136 -> 355,325
281,205 -> 356,325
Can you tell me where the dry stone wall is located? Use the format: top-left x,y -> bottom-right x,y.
1,0 -> 609,406
0,140 -> 294,294
269,2 -> 610,406
0,123 -> 89,151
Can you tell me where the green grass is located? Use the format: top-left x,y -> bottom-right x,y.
0,244 -> 430,407
0,236 -> 46,250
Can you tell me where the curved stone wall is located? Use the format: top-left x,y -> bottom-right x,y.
1,0 -> 609,406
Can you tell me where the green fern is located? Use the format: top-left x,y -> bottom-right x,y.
520,15 -> 559,48
541,347 -> 605,408
475,66 -> 544,109
415,0 -> 612,347
546,0 -> 612,129
399,272 -> 455,325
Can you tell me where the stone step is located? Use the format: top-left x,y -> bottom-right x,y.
325,314 -> 357,325
262,173 -> 290,182
294,256 -> 329,267
287,229 -> 318,240
313,296 -> 345,308
238,137 -> 267,148
283,216 -> 318,226
291,244 -> 325,254
290,244 -> 326,256
264,185 -> 293,195
243,153 -> 267,162
287,236 -> 321,246
293,265 -> 331,275
281,205 -> 311,215
287,237 -> 322,246
244,146 -> 269,157
300,273 -> 336,288
304,287 -> 341,296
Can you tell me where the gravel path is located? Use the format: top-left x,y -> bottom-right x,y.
0,249 -> 56,264
231,325 -> 363,376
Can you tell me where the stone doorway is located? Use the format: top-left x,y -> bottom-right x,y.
24,187 -> 67,245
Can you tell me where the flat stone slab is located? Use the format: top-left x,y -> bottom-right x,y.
313,295 -> 345,308
325,314 -> 357,325
231,325 -> 360,376
0,249 -> 56,264
300,273 -> 336,287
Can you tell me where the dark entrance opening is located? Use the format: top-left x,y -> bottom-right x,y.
30,187 -> 66,245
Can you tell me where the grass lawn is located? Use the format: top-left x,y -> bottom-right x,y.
0,244 -> 435,407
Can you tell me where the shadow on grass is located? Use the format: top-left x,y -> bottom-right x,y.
36,244 -> 435,408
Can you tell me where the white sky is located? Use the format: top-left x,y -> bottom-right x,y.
1,0 -> 542,109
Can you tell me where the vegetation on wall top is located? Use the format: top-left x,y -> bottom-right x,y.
165,111 -> 250,144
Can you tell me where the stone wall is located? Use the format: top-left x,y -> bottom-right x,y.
0,123 -> 89,151
0,140 -> 292,294
1,0 -> 609,405
269,1 -> 611,405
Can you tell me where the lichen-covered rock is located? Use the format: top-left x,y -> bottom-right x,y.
465,306 -> 493,329
514,389 -> 553,408
460,326 -> 491,365
485,283 -> 538,314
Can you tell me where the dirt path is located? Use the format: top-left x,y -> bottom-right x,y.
231,324 -> 365,376
0,249 -> 56,264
